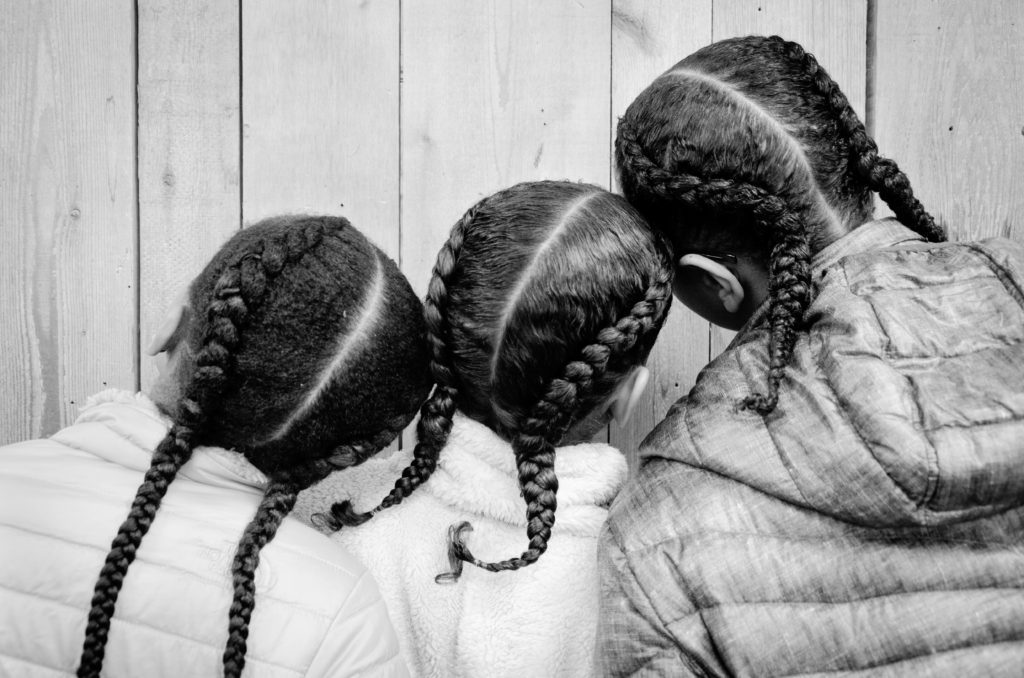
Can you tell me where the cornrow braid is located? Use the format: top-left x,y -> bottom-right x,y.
437,271 -> 673,578
618,123 -> 811,413
321,200 -> 479,530
222,480 -> 299,678
766,35 -> 945,243
77,222 -> 327,678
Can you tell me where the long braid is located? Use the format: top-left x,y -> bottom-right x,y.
321,202 -> 477,529
438,272 -> 673,579
222,480 -> 299,678
619,123 -> 811,413
743,207 -> 811,414
75,425 -> 197,678
767,35 -> 945,243
77,264 -> 248,678
77,222 -> 331,677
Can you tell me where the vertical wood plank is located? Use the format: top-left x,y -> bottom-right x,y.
609,0 -> 713,464
400,0 -> 611,452
710,0 -> 868,355
0,2 -> 136,442
243,0 -> 402,451
875,0 -> 1024,242
242,0 -> 401,258
400,0 -> 613,299
137,0 -> 240,392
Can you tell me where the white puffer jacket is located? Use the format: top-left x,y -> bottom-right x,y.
0,390 -> 408,678
295,414 -> 628,678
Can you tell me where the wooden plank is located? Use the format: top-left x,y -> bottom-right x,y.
609,0 -> 713,465
241,0 -> 401,258
400,0 -> 613,299
242,0 -> 402,451
137,0 -> 241,392
875,0 -> 1024,242
399,0 -> 611,451
710,0 -> 869,355
0,2 -> 136,442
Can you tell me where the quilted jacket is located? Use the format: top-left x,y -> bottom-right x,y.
0,390 -> 408,678
294,413 -> 628,678
597,220 -> 1024,677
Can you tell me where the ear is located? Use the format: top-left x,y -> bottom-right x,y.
679,254 -> 745,314
610,366 -> 650,426
145,289 -> 190,356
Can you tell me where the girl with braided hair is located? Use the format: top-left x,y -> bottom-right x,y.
295,180 -> 673,677
599,35 -> 1024,676
0,215 -> 431,677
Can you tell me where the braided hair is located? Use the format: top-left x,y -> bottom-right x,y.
616,34 -> 945,414
323,180 -> 673,578
77,216 -> 431,678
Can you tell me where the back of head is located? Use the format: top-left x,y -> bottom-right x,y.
447,181 -> 669,432
616,35 -> 945,412
179,215 -> 430,482
77,215 -> 431,678
327,180 -> 673,577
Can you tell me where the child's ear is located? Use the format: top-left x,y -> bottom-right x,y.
145,289 -> 190,356
610,366 -> 650,426
679,253 -> 745,314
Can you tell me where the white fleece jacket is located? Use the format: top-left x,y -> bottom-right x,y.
0,390 -> 407,678
294,414 -> 628,678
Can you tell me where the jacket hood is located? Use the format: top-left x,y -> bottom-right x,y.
643,221 -> 1024,527
55,389 -> 270,492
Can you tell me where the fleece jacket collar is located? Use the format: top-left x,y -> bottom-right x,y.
424,414 -> 628,535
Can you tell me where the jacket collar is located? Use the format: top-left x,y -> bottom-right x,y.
73,389 -> 269,492
424,414 -> 627,535
726,218 -> 927,346
811,217 -> 925,275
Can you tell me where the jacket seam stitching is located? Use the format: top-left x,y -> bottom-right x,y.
609,525 -> 707,676
832,263 -> 939,509
0,583 -> 304,674
619,522 -> 1024,553
782,636 -> 1024,677
0,649 -> 67,675
303,570 -> 397,675
964,242 -> 1024,309
0,523 -> 338,624
656,586 -> 1024,630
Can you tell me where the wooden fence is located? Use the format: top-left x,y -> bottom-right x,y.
2,1 -> 1022,467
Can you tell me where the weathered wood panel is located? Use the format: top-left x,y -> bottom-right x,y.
609,0 -> 713,461
0,2 -> 136,442
241,0 -> 401,258
3,0 -> 1022,460
399,0 -> 611,451
399,0 -> 613,299
875,0 -> 1024,242
137,0 -> 240,391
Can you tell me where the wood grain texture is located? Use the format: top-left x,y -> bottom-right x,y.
710,0 -> 868,356
242,0 -> 402,452
137,0 -> 240,391
398,0 -> 611,451
400,0 -> 613,298
242,0 -> 401,258
874,0 -> 1024,242
0,2 -> 136,442
609,0 -> 713,464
